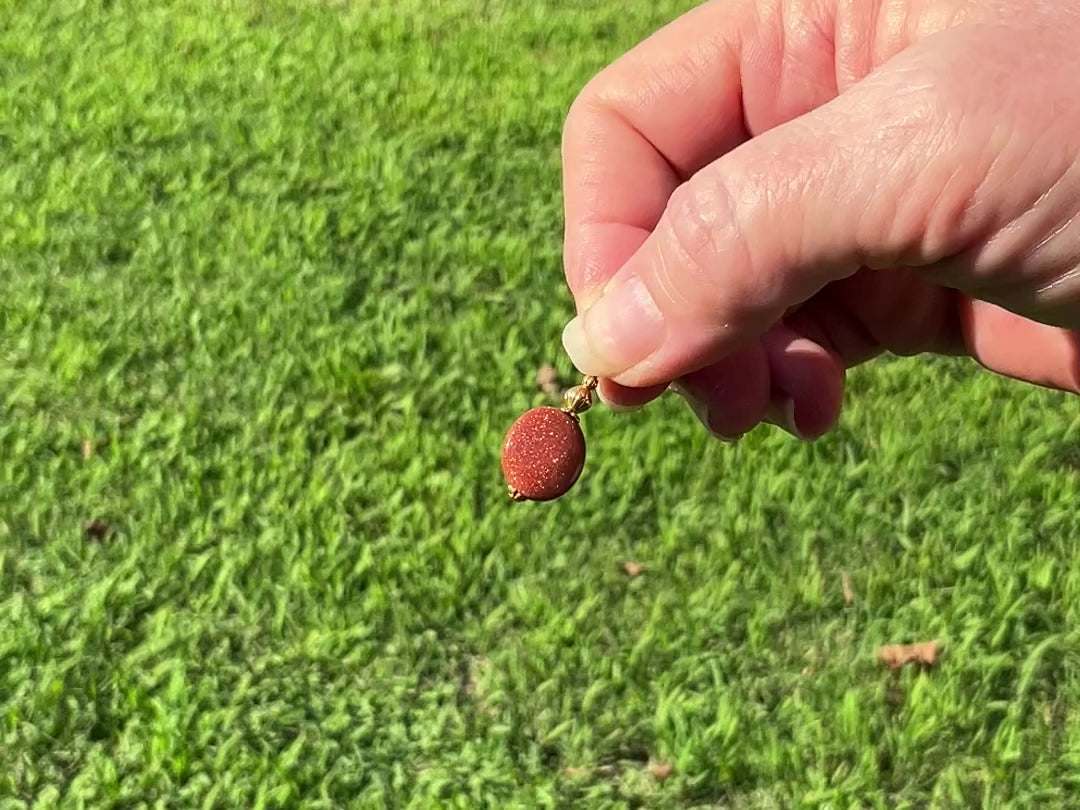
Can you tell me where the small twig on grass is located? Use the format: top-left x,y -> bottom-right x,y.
841,571 -> 854,606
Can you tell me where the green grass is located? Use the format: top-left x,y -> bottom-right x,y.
1,0 -> 1079,807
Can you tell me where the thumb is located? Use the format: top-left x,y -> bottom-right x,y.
560,59 -> 985,388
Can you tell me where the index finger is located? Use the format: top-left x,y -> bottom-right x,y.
560,0 -> 752,308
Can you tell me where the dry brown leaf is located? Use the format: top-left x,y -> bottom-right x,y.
648,760 -> 673,781
841,572 -> 854,606
561,767 -> 589,779
83,519 -> 111,541
622,561 -> 645,578
535,364 -> 560,394
877,640 -> 940,671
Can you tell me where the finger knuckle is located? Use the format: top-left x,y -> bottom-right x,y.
659,176 -> 749,311
563,78 -> 599,149
562,72 -> 620,151
847,69 -> 969,264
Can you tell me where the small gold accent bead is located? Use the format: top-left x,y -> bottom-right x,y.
562,384 -> 593,415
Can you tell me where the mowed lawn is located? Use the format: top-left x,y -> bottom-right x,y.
2,1 -> 1080,807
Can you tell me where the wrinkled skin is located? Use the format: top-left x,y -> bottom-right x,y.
560,0 -> 1080,439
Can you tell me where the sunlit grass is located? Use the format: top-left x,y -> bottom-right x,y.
1,1 -> 1079,806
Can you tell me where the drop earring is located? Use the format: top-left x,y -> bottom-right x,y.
500,374 -> 598,502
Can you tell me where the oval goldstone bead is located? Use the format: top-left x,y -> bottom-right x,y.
501,406 -> 586,501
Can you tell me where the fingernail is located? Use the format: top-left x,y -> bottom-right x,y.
562,275 -> 663,378
780,397 -> 809,440
669,383 -> 738,442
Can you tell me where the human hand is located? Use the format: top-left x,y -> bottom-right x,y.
560,0 -> 1080,440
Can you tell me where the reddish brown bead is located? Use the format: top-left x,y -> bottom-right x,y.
501,406 -> 586,501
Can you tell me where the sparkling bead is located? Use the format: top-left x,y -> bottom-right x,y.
501,406 -> 586,501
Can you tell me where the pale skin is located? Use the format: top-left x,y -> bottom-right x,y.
559,0 -> 1080,440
